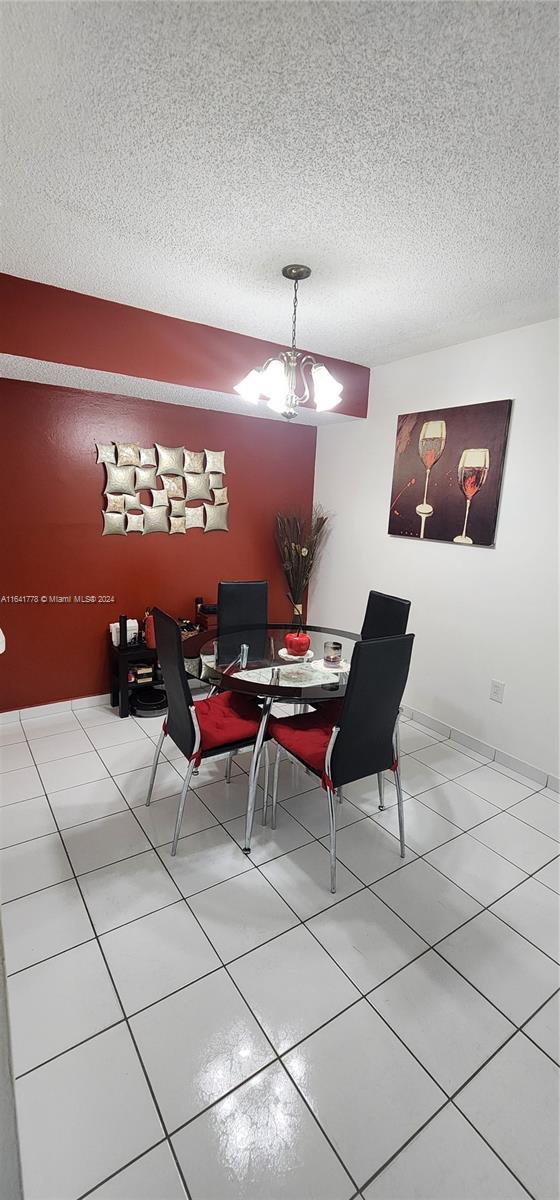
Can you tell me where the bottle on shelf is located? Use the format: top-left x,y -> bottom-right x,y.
144,608 -> 156,649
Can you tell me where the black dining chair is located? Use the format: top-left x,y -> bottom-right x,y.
360,589 -> 411,640
145,608 -> 269,853
260,635 -> 414,892
360,590 -> 411,810
214,580 -> 269,779
217,580 -> 268,660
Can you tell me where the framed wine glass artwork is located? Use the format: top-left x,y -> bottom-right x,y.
388,399 -> 512,547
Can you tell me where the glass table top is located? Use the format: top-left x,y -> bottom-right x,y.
184,624 -> 360,702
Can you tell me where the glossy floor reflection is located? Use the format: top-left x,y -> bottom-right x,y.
0,704 -> 558,1199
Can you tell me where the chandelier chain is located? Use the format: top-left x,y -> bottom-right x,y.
291,279 -> 298,352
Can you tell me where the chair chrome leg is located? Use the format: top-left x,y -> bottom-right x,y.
377,772 -> 385,810
225,752 -> 233,784
145,729 -> 165,807
394,714 -> 401,764
261,742 -> 270,825
171,760 -> 195,855
271,744 -> 282,829
327,786 -> 337,893
244,698 -> 272,851
394,765 -> 406,858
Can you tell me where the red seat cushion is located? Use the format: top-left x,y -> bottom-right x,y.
194,690 -> 264,755
267,705 -> 337,778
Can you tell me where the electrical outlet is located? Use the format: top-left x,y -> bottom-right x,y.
490,679 -> 505,703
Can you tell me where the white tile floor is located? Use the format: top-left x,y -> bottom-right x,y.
0,706 -> 558,1200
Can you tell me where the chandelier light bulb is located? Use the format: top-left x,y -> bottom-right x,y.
267,395 -> 290,415
234,369 -> 262,404
310,363 -> 343,412
260,358 -> 288,404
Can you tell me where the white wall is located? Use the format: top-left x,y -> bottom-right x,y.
310,319 -> 559,776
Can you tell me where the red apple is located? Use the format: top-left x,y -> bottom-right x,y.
284,631 -> 311,656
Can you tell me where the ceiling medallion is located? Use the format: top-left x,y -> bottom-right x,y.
234,265 -> 343,420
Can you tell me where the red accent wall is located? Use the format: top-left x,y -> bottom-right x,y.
0,379 -> 317,712
0,274 -> 370,420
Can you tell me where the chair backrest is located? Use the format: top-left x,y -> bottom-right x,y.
218,580 -> 268,632
217,580 -> 268,665
330,634 -> 414,787
153,608 -> 196,759
360,590 -> 411,640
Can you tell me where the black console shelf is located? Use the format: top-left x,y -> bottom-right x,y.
109,628 -> 159,718
110,615 -> 202,717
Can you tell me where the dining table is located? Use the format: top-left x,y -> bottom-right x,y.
183,623 -> 361,849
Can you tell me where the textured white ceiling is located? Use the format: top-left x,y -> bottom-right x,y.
2,1 -> 558,368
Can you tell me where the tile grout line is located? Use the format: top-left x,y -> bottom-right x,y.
121,766 -> 541,1198
405,745 -> 549,796
370,850 -> 560,970
15,719 -> 195,1200
57,729 -> 362,1192
4,720 -> 558,1198
175,770 -> 560,1082
75,1138 -> 171,1200
361,1087 -> 536,1200
120,776 -> 362,1196
5,874 -> 555,1193
129,742 -> 507,1193
4,796 -> 558,974
517,984 -> 560,1035
519,1028 -> 560,1073
448,1101 -> 538,1200
5,755 -> 559,970
3,734 -> 554,868
14,1018 -> 125,1082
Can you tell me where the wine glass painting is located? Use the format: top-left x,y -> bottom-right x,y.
416,420 -> 447,539
388,399 -> 512,547
454,448 -> 490,544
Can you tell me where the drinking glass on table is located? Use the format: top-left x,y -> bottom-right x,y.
324,640 -> 342,666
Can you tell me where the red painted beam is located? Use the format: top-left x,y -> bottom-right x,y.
0,274 -> 369,418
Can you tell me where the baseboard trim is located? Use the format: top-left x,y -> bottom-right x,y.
19,700 -> 72,720
1,695 -> 112,723
71,694 -> 111,711
493,748 -> 548,788
410,709 -> 452,739
403,707 -> 557,791
0,710 -> 20,726
0,682 -> 207,725
450,728 -> 496,761
2,690 -> 557,790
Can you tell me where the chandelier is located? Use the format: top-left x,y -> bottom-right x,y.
234,265 -> 343,420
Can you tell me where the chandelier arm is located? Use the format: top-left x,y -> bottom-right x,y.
293,354 -> 316,405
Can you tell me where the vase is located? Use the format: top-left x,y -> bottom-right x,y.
291,602 -> 303,628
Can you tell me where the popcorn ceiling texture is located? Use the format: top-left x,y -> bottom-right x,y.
2,1 -> 558,366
